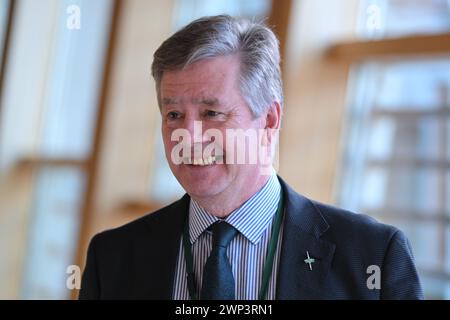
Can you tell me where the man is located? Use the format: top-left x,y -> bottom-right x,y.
79,15 -> 423,300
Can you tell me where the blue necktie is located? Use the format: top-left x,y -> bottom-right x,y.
201,221 -> 238,300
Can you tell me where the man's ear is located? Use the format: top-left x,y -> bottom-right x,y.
265,101 -> 281,130
264,101 -> 281,144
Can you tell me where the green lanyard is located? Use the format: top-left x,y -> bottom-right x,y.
182,188 -> 284,300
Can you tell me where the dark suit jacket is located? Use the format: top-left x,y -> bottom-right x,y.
79,177 -> 423,299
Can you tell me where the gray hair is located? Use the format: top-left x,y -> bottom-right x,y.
151,15 -> 283,117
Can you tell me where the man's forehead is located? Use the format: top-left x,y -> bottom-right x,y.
160,55 -> 240,86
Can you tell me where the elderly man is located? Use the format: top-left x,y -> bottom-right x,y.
79,15 -> 423,300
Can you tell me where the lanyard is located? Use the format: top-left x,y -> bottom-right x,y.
182,188 -> 284,300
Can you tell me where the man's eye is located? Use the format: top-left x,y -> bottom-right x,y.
205,110 -> 221,117
167,111 -> 180,120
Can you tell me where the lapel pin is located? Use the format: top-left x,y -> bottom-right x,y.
304,251 -> 315,270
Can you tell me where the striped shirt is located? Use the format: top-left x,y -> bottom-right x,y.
172,173 -> 283,300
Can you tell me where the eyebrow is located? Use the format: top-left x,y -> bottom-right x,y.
162,97 -> 179,105
193,98 -> 219,106
161,97 -> 220,107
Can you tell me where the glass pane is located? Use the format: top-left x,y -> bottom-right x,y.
367,117 -> 395,160
360,167 -> 387,210
358,0 -> 450,39
173,0 -> 271,30
416,117 -> 441,160
361,167 -> 441,213
40,0 -> 114,159
21,167 -> 85,299
374,60 -> 450,109
367,116 -> 442,161
0,0 -> 114,171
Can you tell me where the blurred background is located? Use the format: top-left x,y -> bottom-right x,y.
0,0 -> 449,299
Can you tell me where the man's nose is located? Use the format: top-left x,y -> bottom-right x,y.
183,118 -> 205,143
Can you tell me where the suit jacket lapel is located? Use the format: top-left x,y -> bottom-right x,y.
137,193 -> 190,299
277,177 -> 336,299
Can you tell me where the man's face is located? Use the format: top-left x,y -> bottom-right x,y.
159,55 -> 268,200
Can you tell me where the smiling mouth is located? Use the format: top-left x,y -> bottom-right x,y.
183,155 -> 224,166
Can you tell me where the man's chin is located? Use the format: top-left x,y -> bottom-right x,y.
182,183 -> 222,199
178,177 -> 227,199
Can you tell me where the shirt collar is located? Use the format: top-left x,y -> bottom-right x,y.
188,171 -> 281,245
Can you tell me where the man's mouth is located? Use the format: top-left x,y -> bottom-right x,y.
182,155 -> 224,166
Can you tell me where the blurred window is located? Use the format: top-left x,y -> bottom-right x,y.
339,0 -> 450,299
0,0 -> 114,299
